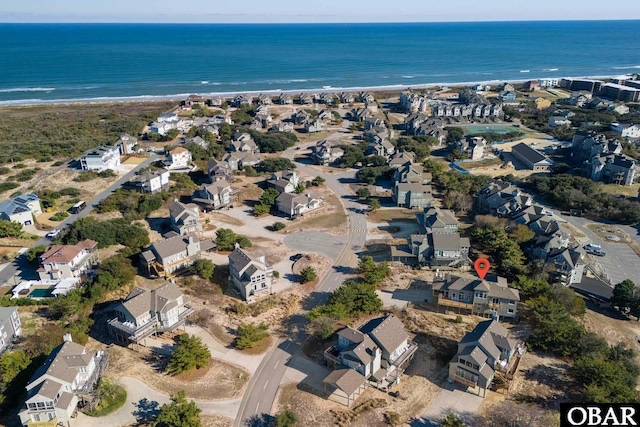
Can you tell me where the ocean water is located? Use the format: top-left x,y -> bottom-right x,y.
0,21 -> 639,104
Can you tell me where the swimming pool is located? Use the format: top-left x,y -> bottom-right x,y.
28,288 -> 54,298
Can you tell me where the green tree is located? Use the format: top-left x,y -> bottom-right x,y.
191,259 -> 215,281
235,322 -> 270,350
275,409 -> 298,427
612,279 -> 636,312
294,183 -> 305,194
24,245 -> 47,265
310,317 -> 335,340
355,187 -> 371,199
260,158 -> 297,172
254,204 -> 270,216
299,266 -> 317,283
0,350 -> 30,385
364,261 -> 390,285
509,224 -> 536,244
440,413 -> 466,427
215,228 -> 238,251
95,255 -> 136,291
259,188 -> 280,207
359,256 -> 377,273
166,334 -> 211,375
512,276 -> 551,299
272,222 -> 286,231
446,149 -> 467,162
368,197 -> 381,211
444,127 -> 465,143
528,296 -> 585,357
309,280 -> 383,320
311,176 -> 325,186
153,390 -> 201,427
0,220 -> 22,237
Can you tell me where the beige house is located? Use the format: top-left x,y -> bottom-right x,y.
449,320 -> 524,397
38,240 -> 99,281
228,246 -> 274,302
140,233 -> 215,277
323,316 -> 417,406
275,193 -> 322,218
432,274 -> 520,320
19,334 -> 107,427
164,147 -> 193,171
107,282 -> 194,348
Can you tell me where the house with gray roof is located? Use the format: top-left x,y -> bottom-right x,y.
510,142 -> 554,171
141,233 -> 214,277
0,306 -> 21,355
228,246 -> 274,302
19,334 -> 107,426
547,246 -> 585,285
169,200 -> 202,235
456,136 -> 487,160
115,134 -> 138,155
419,207 -> 459,233
393,182 -> 433,210
266,170 -> 299,194
394,163 -> 431,185
230,133 -> 259,155
432,274 -> 520,320
0,193 -> 42,226
311,140 -> 344,165
476,181 -> 530,215
276,193 -> 322,218
388,151 -> 416,169
449,320 -> 524,397
221,151 -> 261,171
128,170 -> 170,194
107,282 -> 194,348
393,231 -> 469,267
323,315 -> 417,406
191,180 -> 234,210
80,145 -> 121,171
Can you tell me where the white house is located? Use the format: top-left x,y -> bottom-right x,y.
0,193 -> 43,226
456,136 -> 487,160
38,239 -> 99,281
0,307 -> 21,354
129,170 -> 170,193
80,146 -> 121,171
164,147 -> 193,171
115,134 -> 138,154
611,123 -> 640,139
169,200 -> 202,235
192,180 -> 233,209
548,116 -> 573,127
228,246 -> 274,301
19,334 -> 107,427
276,193 -> 322,218
266,170 -> 299,193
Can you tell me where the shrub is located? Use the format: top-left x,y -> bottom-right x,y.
455,315 -> 463,324
254,204 -> 270,216
215,228 -> 251,251
299,267 -> 317,284
0,182 -> 19,194
50,211 -> 69,222
59,187 -> 81,197
309,280 -> 383,320
273,271 -> 280,279
95,255 -> 137,290
260,158 -> 297,172
272,222 -> 286,231
0,220 -> 22,237
166,334 -> 211,375
191,259 -> 215,281
310,317 -> 335,340
235,322 -> 270,350
311,176 -> 325,186
275,409 -> 298,427
98,169 -> 117,178
84,378 -> 127,417
153,391 -> 201,427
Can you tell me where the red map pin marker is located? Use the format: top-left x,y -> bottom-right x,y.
474,258 -> 490,280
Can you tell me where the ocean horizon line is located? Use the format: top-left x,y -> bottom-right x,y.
0,74 -> 628,107
2,19 -> 640,25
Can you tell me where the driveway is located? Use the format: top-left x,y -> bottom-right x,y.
377,289 -> 426,309
413,382 -> 483,426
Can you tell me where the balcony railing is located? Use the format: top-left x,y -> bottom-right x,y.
453,374 -> 477,388
77,351 -> 109,394
437,299 -> 474,310
390,341 -> 418,368
108,317 -> 157,339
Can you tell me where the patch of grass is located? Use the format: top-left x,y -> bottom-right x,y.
299,212 -> 347,229
332,398 -> 388,427
239,336 -> 272,355
84,378 -> 127,417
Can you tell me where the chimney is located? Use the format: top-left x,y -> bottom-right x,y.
63,333 -> 73,343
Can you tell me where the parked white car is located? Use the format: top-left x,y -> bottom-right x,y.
46,229 -> 61,238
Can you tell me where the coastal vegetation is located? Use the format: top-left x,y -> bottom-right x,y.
0,101 -> 175,163
166,334 -> 211,375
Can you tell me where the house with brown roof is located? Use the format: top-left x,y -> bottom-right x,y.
432,274 -> 520,320
275,193 -> 322,218
323,316 -> 417,406
449,320 -> 524,397
19,334 -> 107,426
140,233 -> 215,277
107,282 -> 194,348
38,240 -> 98,281
169,200 -> 202,235
228,246 -> 274,302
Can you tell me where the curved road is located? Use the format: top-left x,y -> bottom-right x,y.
234,133 -> 368,426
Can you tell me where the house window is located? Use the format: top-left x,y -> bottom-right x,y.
28,403 -> 36,409
475,292 -> 486,299
459,357 -> 466,365
37,402 -> 45,408
507,309 -> 515,314
491,298 -> 500,304
80,366 -> 87,373
508,301 -> 515,305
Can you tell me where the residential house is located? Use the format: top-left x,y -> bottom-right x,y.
267,170 -> 299,193
364,100 -> 378,112
510,142 -> 554,171
351,107 -> 373,122
128,170 -> 170,193
0,307 -> 21,354
523,80 -> 540,91
293,109 -> 311,125
323,316 -> 417,406
38,240 -> 98,281
140,233 -> 214,277
419,207 -> 460,233
107,282 -> 194,347
80,145 -> 121,171
340,92 -> 356,104
311,140 -> 344,165
115,134 -> 138,155
278,93 -> 293,105
19,334 -> 107,427
271,121 -> 294,133
394,182 -> 433,210
572,131 -> 621,163
530,231 -> 572,260
209,96 -> 224,107
276,193 -> 322,218
182,94 -> 205,109
611,123 -> 640,139
0,193 -> 42,226
257,94 -> 273,105
359,91 -> 375,104
191,180 -> 233,210
232,94 -> 253,107
394,163 -> 431,185
298,93 -> 313,105
228,246 -> 274,301
533,97 -> 551,110
498,83 -> 515,93
587,153 -> 636,185
568,91 -> 593,107
609,104 -> 630,115
367,138 -> 395,159
305,119 -> 326,133
432,274 -> 520,320
539,78 -> 559,88
547,246 -> 585,285
449,320 -> 524,397
207,158 -> 234,182
319,93 -> 336,105
151,113 -> 183,135
456,136 -> 487,160
476,181 -> 525,215
388,151 -> 416,169
230,132 -> 260,154
185,136 -> 208,149
498,91 -> 516,102
221,152 -> 261,171
548,116 -> 572,127
169,200 -> 202,235
164,147 -> 193,171
400,231 -> 470,267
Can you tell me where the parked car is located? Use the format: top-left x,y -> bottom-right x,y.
584,244 -> 606,257
46,229 -> 61,238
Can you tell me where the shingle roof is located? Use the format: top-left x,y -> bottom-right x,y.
40,239 -> 97,264
121,282 -> 184,320
0,306 -> 17,324
359,316 -> 408,356
431,232 -> 463,251
512,142 -> 553,166
29,340 -> 93,388
151,234 -> 199,260
323,368 -> 366,396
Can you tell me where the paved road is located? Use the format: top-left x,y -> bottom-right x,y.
0,153 -> 161,287
283,231 -> 346,260
234,132 -> 368,426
